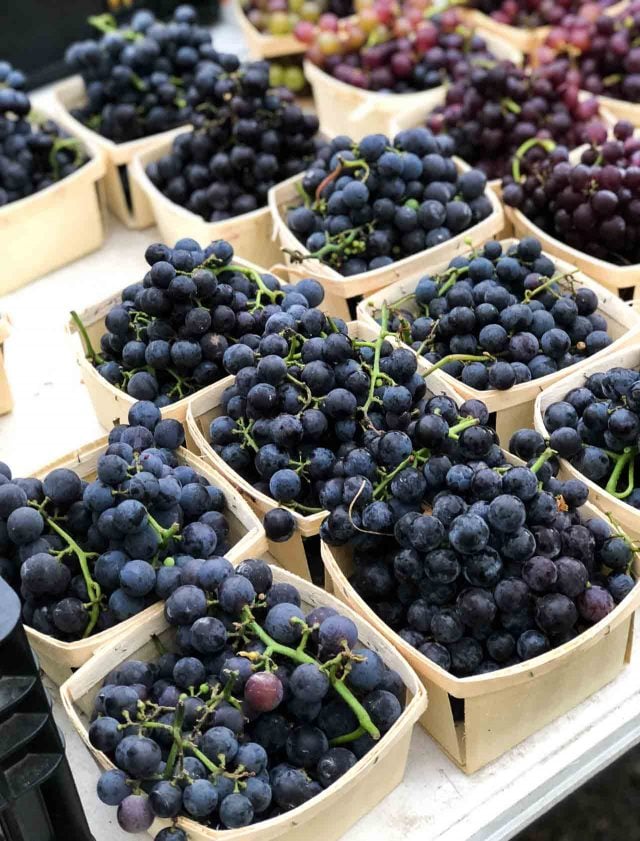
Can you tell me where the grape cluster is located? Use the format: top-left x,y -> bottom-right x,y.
91,558 -> 405,836
318,402 -> 634,674
146,61 -> 321,223
426,60 -> 608,182
539,366 -> 640,509
285,130 -> 492,276
298,7 -> 504,93
540,2 -> 640,103
502,121 -> 640,266
0,62 -> 88,207
471,0 -> 599,29
369,237 -> 613,392
74,237 -> 324,406
243,0 -> 353,36
269,60 -> 307,94
65,5 -> 216,142
0,404 -> 234,641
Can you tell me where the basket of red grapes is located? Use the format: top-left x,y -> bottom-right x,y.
0,62 -> 105,293
502,120 -> 640,289
61,561 -> 426,839
272,129 -> 502,290
0,402 -> 264,680
295,4 -> 520,138
239,0 -> 353,50
534,348 -> 640,533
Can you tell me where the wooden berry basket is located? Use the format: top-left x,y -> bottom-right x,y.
59,564 -> 427,841
25,437 -> 267,684
51,75 -> 187,230
321,451 -> 640,774
129,131 -> 284,269
233,0 -> 306,59
0,113 -> 106,295
463,9 -> 548,55
591,92 -> 640,127
66,255 -> 268,432
505,205 -> 640,297
186,321 -> 464,578
533,342 -> 640,540
268,167 -> 505,321
0,314 -> 12,417
356,238 -> 640,442
303,27 -> 522,141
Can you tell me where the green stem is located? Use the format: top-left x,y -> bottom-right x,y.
362,304 -> 389,417
241,607 -> 381,740
224,264 -> 281,304
330,725 -> 366,746
147,514 -> 180,548
529,447 -> 558,475
512,137 -> 556,183
605,448 -> 637,498
70,310 -> 103,366
373,447 -> 431,500
422,353 -> 495,378
523,270 -> 575,302
163,700 -> 185,779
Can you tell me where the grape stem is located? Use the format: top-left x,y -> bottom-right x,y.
605,447 -> 637,498
512,137 -> 556,183
70,310 -> 104,366
529,447 -> 557,474
373,447 -> 431,500
37,511 -> 101,637
330,725 -> 366,746
422,353 -> 496,378
361,303 -> 389,418
147,514 -> 180,548
240,605 -> 381,740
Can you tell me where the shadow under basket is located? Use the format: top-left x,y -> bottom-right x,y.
24,437 -> 266,685
51,75 -> 187,229
320,454 -> 640,774
59,564 -> 427,841
185,320 -> 466,581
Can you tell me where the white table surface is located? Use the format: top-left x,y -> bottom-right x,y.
2,5 -> 640,841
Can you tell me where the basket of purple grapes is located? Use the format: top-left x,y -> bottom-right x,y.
0,404 -> 265,683
59,561 -> 427,840
357,236 -> 640,441
320,424 -> 640,773
533,344 -> 640,538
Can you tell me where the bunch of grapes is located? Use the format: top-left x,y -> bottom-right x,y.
0,404 -> 236,641
284,130 -> 492,276
470,0 -> 608,29
73,237 -> 324,406
269,59 -> 307,94
425,60 -> 608,182
65,5 -> 216,142
0,62 -> 88,207
502,121 -> 640,266
146,61 -> 321,223
242,0 -> 353,35
297,6 -> 502,93
368,237 -> 613,392
539,2 -> 640,103
91,558 -> 405,836
539,366 -> 640,509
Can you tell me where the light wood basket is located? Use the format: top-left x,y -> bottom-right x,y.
0,314 -> 12,416
463,9 -> 549,55
59,564 -> 428,841
356,237 -> 640,442
533,341 -> 640,539
233,0 -> 306,59
505,205 -> 640,295
25,437 -> 267,684
51,75 -> 187,229
321,450 -> 640,773
592,92 -> 640,127
303,28 -> 522,141
186,320 -> 464,578
66,255 -> 270,432
129,131 -> 284,269
268,167 -> 505,320
0,107 -> 106,295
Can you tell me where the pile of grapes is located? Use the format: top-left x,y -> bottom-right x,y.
539,366 -> 640,509
0,404 -> 236,641
242,0 -> 353,35
284,130 -> 493,276
0,62 -> 88,207
91,559 -> 405,836
470,0 -> 606,29
146,61 -> 322,223
502,121 -> 640,266
297,6 -> 503,93
73,237 -> 324,406
65,5 -> 216,142
269,59 -> 307,94
205,304 -> 636,674
539,1 -> 640,103
425,60 -> 608,182
368,237 -> 613,392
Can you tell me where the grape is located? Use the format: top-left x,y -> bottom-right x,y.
183,779 -> 218,818
97,770 -> 132,806
117,794 -> 154,832
244,672 -> 285,712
